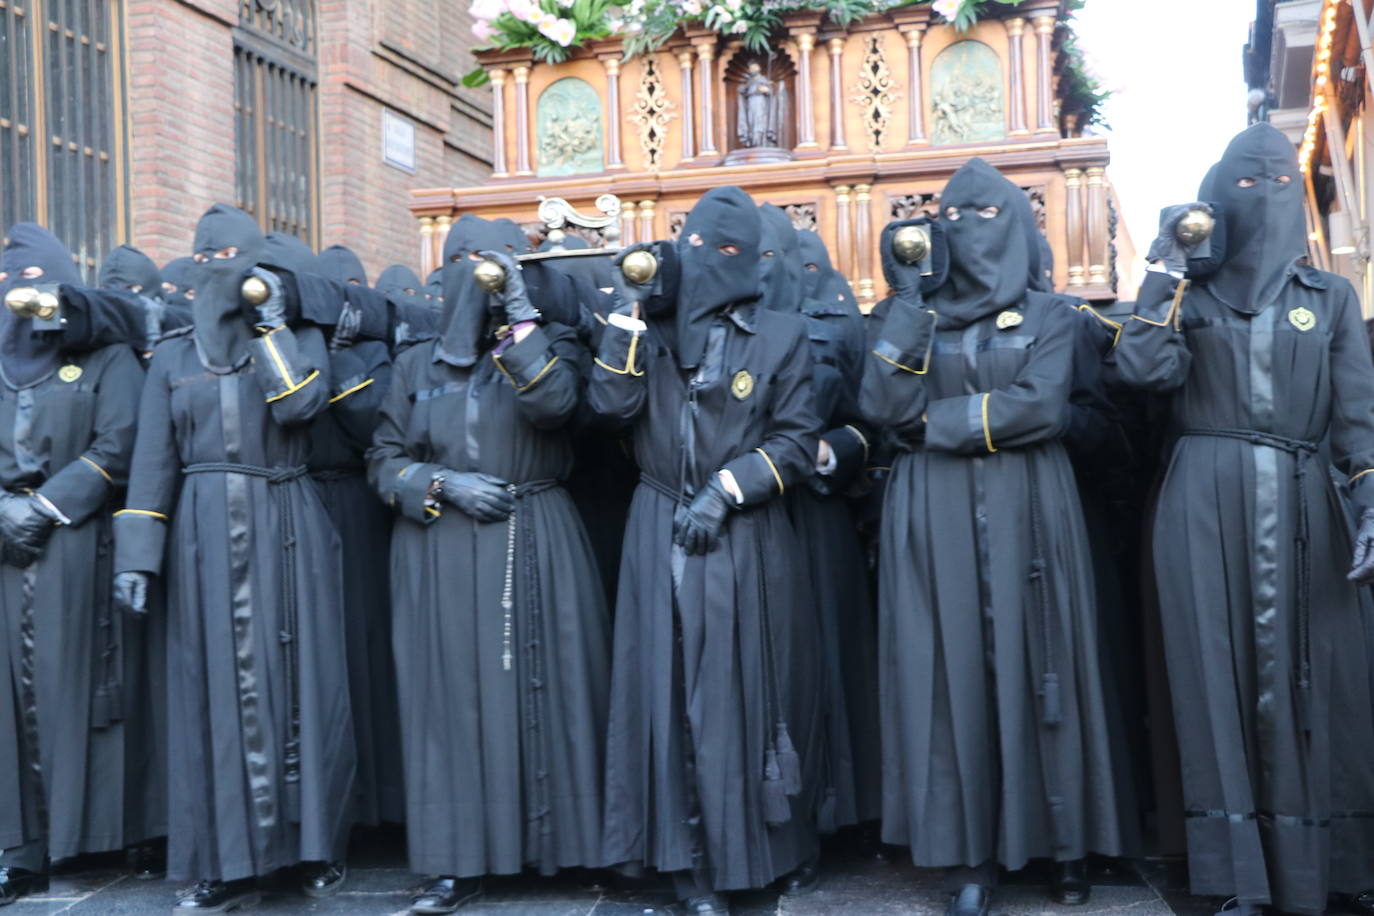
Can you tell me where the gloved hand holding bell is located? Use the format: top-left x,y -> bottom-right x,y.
474,260 -> 507,294
240,274 -> 272,305
1175,206 -> 1216,247
620,249 -> 658,286
891,225 -> 931,266
3,286 -> 60,320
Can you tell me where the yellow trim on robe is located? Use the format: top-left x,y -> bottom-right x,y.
80,455 -> 113,483
981,393 -> 998,454
328,377 -> 375,404
754,447 -> 785,496
114,508 -> 168,520
265,369 -> 320,404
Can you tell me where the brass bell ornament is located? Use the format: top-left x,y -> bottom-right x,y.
3,287 -> 58,320
473,260 -> 508,294
620,249 -> 658,285
240,275 -> 271,305
1175,207 -> 1216,247
891,225 -> 932,265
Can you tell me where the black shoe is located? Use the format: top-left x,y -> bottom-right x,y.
1052,860 -> 1090,906
681,893 -> 731,915
128,841 -> 167,880
947,883 -> 991,916
175,878 -> 260,912
301,861 -> 346,898
411,876 -> 482,914
0,867 -> 49,907
778,860 -> 820,896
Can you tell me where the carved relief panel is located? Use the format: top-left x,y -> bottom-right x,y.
930,40 -> 1004,146
536,77 -> 604,177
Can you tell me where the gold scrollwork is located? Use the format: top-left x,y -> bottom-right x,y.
627,55 -> 677,172
849,35 -> 901,152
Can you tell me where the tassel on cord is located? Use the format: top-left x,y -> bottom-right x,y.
1041,673 -> 1061,727
775,722 -> 802,795
762,749 -> 791,826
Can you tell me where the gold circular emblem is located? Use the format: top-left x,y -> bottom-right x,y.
996,310 -> 1024,330
1288,307 -> 1316,332
731,369 -> 754,400
58,364 -> 82,383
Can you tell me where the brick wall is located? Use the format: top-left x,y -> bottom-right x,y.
123,0 -> 492,276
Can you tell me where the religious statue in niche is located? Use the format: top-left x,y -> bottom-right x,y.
724,53 -> 794,165
536,77 -> 605,177
930,40 -> 1005,146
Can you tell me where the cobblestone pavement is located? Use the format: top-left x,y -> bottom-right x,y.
0,829 -> 1277,915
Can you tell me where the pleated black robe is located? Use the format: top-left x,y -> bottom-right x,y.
114,324 -> 355,882
593,302 -> 823,892
367,324 -> 609,879
0,343 -> 150,861
310,338 -> 404,826
1115,266 -> 1374,912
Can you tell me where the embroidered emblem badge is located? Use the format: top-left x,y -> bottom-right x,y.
58,364 -> 82,383
731,369 -> 754,400
1288,307 -> 1316,332
996,310 -> 1024,330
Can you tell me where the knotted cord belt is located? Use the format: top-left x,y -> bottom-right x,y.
1180,428 -> 1318,737
183,461 -> 308,821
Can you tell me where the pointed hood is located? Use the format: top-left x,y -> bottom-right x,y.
798,229 -> 861,312
438,215 -> 503,366
930,158 -> 1034,327
161,256 -> 198,308
262,232 -> 319,277
98,244 -> 162,296
1202,123 -> 1305,314
0,223 -> 78,385
756,204 -> 804,313
317,244 -> 367,286
672,186 -> 762,368
191,204 -> 262,369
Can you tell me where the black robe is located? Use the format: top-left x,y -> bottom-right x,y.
114,324 -> 355,882
367,325 -> 609,878
0,343 -> 150,861
1115,266 -> 1374,912
593,302 -> 823,891
310,338 -> 405,826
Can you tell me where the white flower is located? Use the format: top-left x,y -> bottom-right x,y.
681,0 -> 702,14
725,0 -> 742,11
539,14 -> 576,45
472,18 -> 498,40
506,0 -> 541,22
712,5 -> 732,21
731,18 -> 747,32
469,0 -> 505,18
932,0 -> 961,20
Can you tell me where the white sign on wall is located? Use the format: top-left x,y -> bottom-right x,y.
382,110 -> 416,173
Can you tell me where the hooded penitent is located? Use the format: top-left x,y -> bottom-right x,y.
263,232 -> 319,277
929,158 -> 1034,328
191,203 -> 263,370
1200,122 -> 1305,315
0,223 -> 79,386
798,230 -> 862,311
424,268 -> 443,308
376,264 -> 423,306
757,204 -> 804,314
672,186 -> 762,369
438,215 -> 503,366
317,244 -> 367,286
161,256 -> 198,308
98,244 -> 162,296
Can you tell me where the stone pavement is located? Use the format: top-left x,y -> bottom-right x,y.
0,829 -> 1253,915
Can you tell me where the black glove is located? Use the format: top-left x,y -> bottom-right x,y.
1351,509 -> 1374,584
672,476 -> 735,555
113,571 -> 150,616
440,471 -> 515,522
247,266 -> 287,330
1147,203 -> 1212,276
478,250 -> 540,326
331,299 -> 363,352
0,493 -> 58,567
611,243 -> 656,308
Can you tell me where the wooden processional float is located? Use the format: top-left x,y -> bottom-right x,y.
410,0 -> 1138,310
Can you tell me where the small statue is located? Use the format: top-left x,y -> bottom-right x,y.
736,61 -> 786,149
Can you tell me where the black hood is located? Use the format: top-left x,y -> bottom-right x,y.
0,223 -> 78,385
673,186 -> 762,368
1032,233 -> 1055,293
263,232 -> 319,276
161,256 -> 197,308
798,230 -> 860,313
438,215 -> 503,366
191,203 -> 263,369
757,204 -> 804,313
930,158 -> 1033,328
317,244 -> 367,286
1201,123 -> 1305,314
377,264 -> 425,311
424,268 -> 443,309
98,244 -> 162,296
491,219 -> 532,254
537,234 -> 614,291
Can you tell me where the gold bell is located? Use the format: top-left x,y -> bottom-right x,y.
3,287 -> 37,316
473,260 -> 507,294
32,291 -> 59,321
1175,207 -> 1216,247
891,225 -> 931,265
240,275 -> 271,305
620,249 -> 658,285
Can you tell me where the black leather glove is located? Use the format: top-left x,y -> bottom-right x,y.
114,571 -> 150,616
440,471 -> 515,522
0,493 -> 58,567
247,266 -> 287,330
1147,203 -> 1212,276
478,250 -> 540,326
1351,509 -> 1374,584
331,299 -> 363,352
611,243 -> 656,308
672,476 -> 735,555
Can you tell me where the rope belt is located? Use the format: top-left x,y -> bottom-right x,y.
183,462 -> 308,483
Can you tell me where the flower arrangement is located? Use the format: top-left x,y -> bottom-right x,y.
462,0 -> 1110,131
